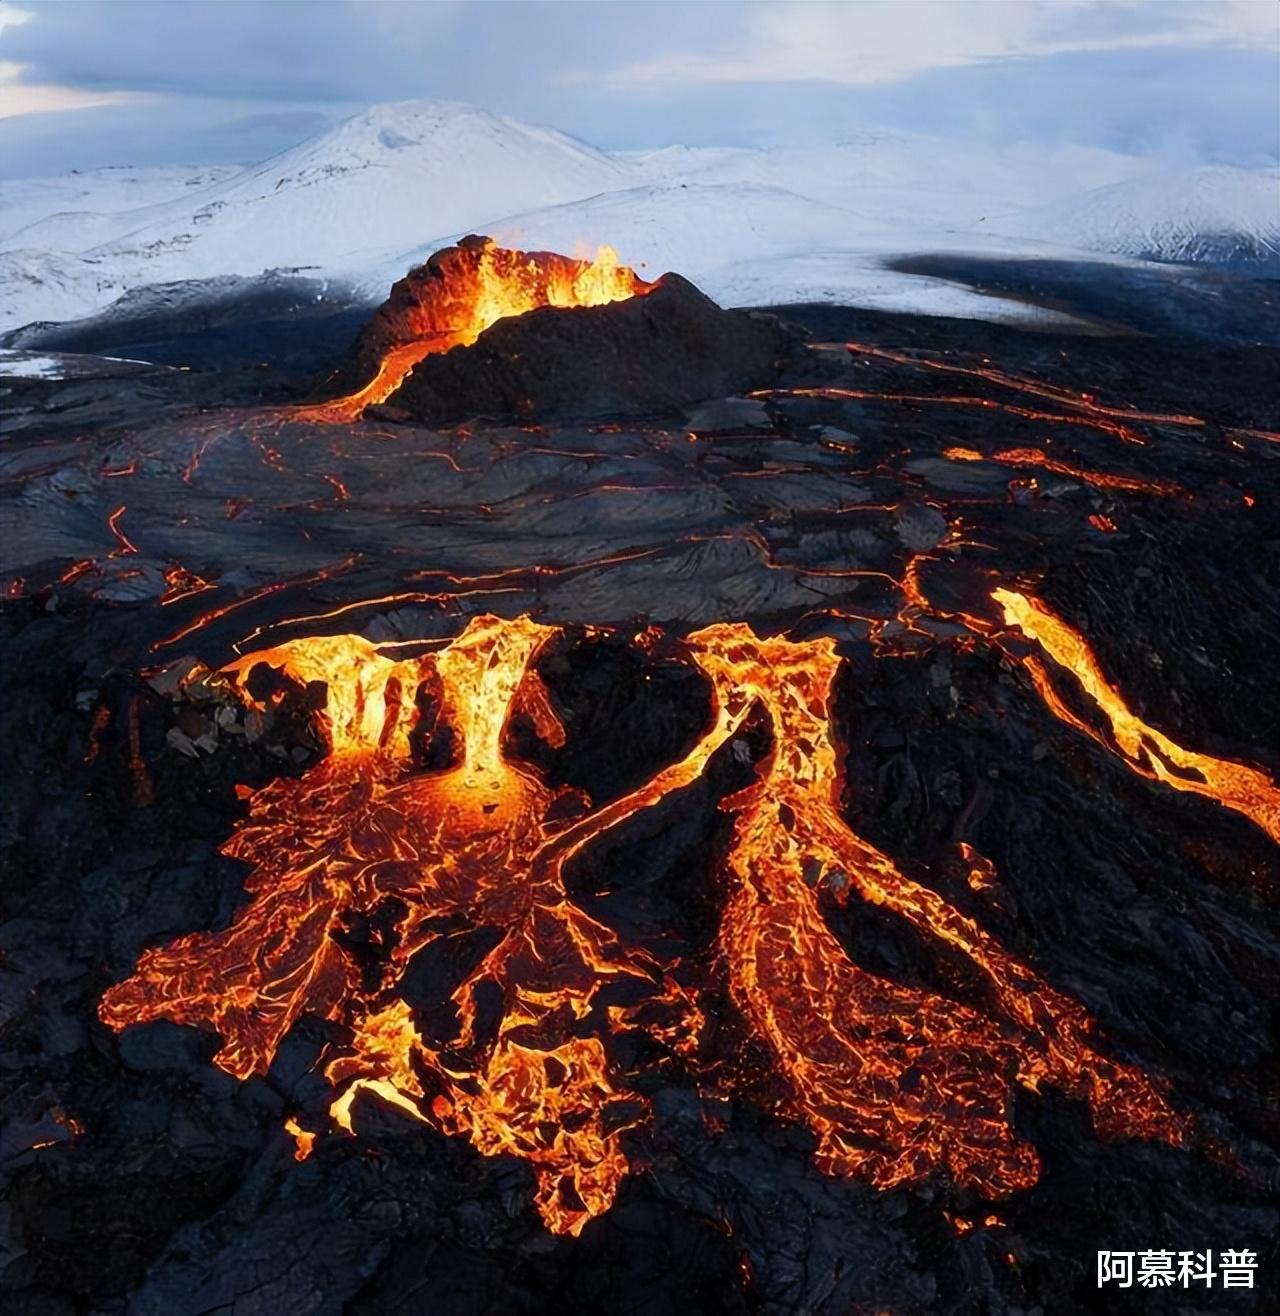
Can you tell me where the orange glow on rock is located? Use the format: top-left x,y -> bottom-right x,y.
942,446 -> 1180,497
284,1116 -> 316,1162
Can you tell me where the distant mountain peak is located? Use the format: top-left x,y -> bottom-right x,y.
1,99 -> 1276,335
991,164 -> 1280,267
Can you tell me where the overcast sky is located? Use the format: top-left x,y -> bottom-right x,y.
0,0 -> 1275,175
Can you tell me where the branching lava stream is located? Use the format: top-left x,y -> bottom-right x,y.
994,587 -> 1280,845
100,608 -> 1196,1236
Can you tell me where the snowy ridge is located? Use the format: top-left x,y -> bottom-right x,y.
620,133 -> 1150,230
0,101 -> 631,331
989,166 -> 1280,265
1,98 -> 1275,334
0,164 -> 241,245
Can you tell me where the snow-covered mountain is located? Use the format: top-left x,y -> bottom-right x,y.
0,164 -> 240,245
988,165 -> 1280,266
0,101 -> 631,330
1,98 -> 1275,335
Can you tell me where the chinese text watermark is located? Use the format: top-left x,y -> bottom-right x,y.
1097,1250 -> 1256,1289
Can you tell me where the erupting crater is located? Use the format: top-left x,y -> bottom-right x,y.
306,236 -> 793,425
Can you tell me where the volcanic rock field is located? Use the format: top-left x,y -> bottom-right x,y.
1,248 -> 1277,1315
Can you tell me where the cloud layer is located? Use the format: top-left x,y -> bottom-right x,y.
589,0 -> 1278,87
0,0 -> 1274,173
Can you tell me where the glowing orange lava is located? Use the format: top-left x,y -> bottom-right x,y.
304,241 -> 652,423
106,505 -> 138,557
994,588 -> 1280,845
284,1116 -> 315,1162
843,341 -> 1206,441
942,446 -> 1182,496
99,610 -> 1195,1235
684,623 -> 1185,1194
753,386 -> 1158,447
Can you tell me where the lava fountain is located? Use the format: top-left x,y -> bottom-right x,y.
305,237 -> 653,423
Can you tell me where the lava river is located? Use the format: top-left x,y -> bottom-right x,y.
99,595 -> 1236,1237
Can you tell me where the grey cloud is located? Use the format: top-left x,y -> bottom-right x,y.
0,1 -> 1273,175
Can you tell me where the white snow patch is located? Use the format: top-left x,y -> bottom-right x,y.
0,351 -> 64,378
0,349 -> 157,379
700,251 -> 1085,325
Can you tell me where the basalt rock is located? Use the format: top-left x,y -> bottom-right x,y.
386,272 -> 797,424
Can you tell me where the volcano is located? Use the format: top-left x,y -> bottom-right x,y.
310,236 -> 795,424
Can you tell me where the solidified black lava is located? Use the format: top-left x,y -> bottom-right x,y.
387,273 -> 798,424
3,268 -> 1279,1315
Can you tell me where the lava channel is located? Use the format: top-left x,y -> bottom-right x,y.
994,587 -> 1280,845
101,613 -> 1191,1236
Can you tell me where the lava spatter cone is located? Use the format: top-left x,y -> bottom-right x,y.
312,236 -> 797,424
390,270 -> 794,424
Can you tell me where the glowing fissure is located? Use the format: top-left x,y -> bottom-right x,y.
101,610 -> 1193,1237
842,340 -> 1206,436
303,241 -> 652,423
942,445 -> 1182,497
752,385 -> 1157,447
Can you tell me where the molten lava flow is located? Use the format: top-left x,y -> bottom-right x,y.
752,385 -> 1159,447
844,341 -> 1207,438
684,624 -> 1185,1195
160,564 -> 216,606
942,446 -> 1182,497
994,588 -> 1280,846
284,1116 -> 315,1162
101,611 -> 1189,1235
103,615 -> 668,1236
102,619 -> 565,1077
106,505 -> 138,557
310,337 -> 457,423
306,241 -> 652,423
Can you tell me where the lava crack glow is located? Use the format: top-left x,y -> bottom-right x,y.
100,611 -> 1192,1236
942,445 -> 1182,497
